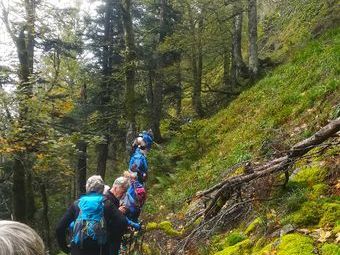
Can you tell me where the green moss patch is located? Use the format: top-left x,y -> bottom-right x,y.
319,203 -> 340,228
320,243 -> 340,255
146,221 -> 182,237
213,239 -> 251,255
277,234 -> 314,255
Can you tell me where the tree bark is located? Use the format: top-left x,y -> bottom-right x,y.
231,1 -> 247,86
188,4 -> 204,117
12,155 -> 26,222
175,55 -> 182,117
76,140 -> 87,197
121,0 -> 137,146
25,170 -> 36,222
39,180 -> 51,250
96,138 -> 109,179
248,0 -> 259,80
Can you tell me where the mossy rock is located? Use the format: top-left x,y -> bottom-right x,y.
277,234 -> 314,255
213,239 -> 251,255
146,221 -> 182,237
320,243 -> 340,255
253,242 -> 276,255
245,217 -> 264,235
319,203 -> 340,227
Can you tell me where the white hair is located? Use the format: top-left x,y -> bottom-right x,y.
113,176 -> 129,191
0,220 -> 45,255
103,185 -> 110,194
86,175 -> 105,193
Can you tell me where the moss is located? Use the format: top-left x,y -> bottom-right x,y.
283,201 -> 322,227
253,242 -> 276,255
213,239 -> 251,255
292,163 -> 328,187
245,217 -> 264,235
277,234 -> 314,255
142,243 -> 152,255
319,203 -> 340,227
320,243 -> 340,255
333,221 -> 340,234
310,184 -> 329,200
146,221 -> 182,237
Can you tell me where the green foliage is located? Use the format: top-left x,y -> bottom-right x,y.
320,243 -> 340,255
276,234 -> 314,255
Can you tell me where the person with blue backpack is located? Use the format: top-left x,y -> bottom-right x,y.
56,175 -> 133,255
128,147 -> 148,183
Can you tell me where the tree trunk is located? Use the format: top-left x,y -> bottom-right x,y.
39,180 -> 51,250
121,0 -> 137,146
147,68 -> 155,128
26,170 -> 36,222
76,140 -> 87,197
96,137 -> 109,179
188,4 -> 204,117
175,55 -> 182,117
223,47 -> 230,88
8,0 -> 36,222
12,155 -> 26,222
248,0 -> 259,80
231,1 -> 247,86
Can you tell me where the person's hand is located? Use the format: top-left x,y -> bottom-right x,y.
119,206 -> 127,214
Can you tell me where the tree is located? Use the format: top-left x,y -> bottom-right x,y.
121,0 -> 137,148
248,0 -> 259,80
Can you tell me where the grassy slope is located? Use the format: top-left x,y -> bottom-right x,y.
144,0 -> 340,254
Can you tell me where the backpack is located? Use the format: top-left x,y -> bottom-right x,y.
129,149 -> 148,178
71,193 -> 107,247
139,131 -> 153,151
121,182 -> 146,221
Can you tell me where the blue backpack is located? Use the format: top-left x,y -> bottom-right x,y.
129,149 -> 148,175
71,193 -> 107,247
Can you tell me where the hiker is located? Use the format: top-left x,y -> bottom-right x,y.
102,176 -> 141,254
120,178 -> 146,222
131,130 -> 154,155
0,220 -> 46,255
129,147 -> 148,183
56,175 -> 129,255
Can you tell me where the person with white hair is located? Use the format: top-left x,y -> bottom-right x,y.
56,175 -> 129,255
0,220 -> 45,255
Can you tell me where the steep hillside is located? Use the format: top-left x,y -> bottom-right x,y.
143,1 -> 340,254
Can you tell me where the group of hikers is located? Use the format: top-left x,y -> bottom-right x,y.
56,130 -> 154,255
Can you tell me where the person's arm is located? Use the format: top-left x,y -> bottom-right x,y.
56,203 -> 77,253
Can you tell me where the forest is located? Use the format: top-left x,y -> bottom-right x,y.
0,0 -> 339,254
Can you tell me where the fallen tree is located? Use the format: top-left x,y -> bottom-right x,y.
173,118 -> 340,254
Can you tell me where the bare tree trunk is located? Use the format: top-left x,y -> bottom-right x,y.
175,55 -> 182,117
223,47 -> 230,88
2,0 -> 36,222
12,155 -> 26,222
248,0 -> 259,80
151,0 -> 167,142
121,0 -> 137,147
231,1 -> 247,86
26,170 -> 36,222
76,140 -> 87,197
39,180 -> 51,250
96,138 -> 109,179
188,4 -> 204,117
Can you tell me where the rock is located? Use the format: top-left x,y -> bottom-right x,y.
280,224 -> 295,237
297,228 -> 310,234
